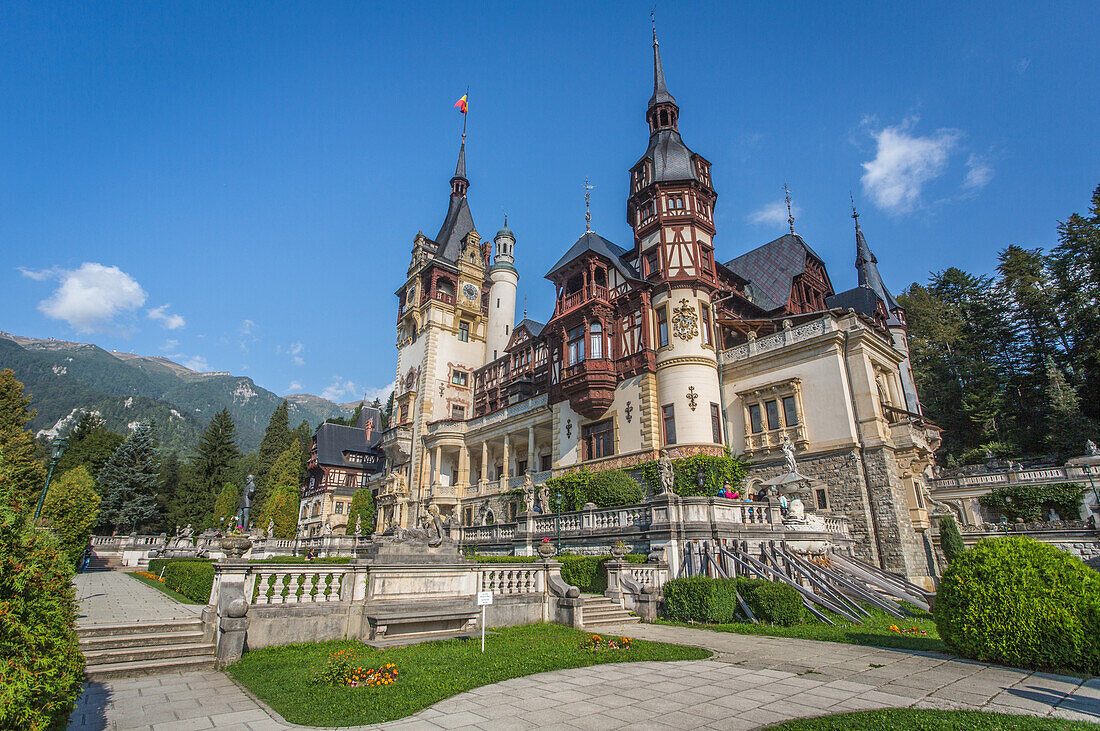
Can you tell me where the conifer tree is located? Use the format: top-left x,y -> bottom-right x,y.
0,369 -> 46,508
255,401 -> 291,487
256,442 -> 304,515
938,514 -> 966,564
96,423 -> 160,534
346,488 -> 374,534
210,482 -> 241,531
175,409 -> 241,527
57,412 -> 124,477
1044,358 -> 1096,459
255,484 -> 299,539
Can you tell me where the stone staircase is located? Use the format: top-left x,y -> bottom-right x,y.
83,555 -> 122,572
79,618 -> 216,678
581,595 -> 640,629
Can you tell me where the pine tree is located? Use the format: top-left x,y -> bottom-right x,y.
42,467 -> 101,567
0,369 -> 46,508
210,482 -> 241,531
158,451 -> 185,532
96,423 -> 160,534
255,401 -> 291,487
346,488 -> 375,534
256,442 -> 304,516
173,409 -> 241,527
938,514 -> 966,564
256,484 -> 300,539
1044,357 -> 1096,459
57,413 -> 125,477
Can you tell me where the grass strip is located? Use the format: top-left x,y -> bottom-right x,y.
766,708 -> 1098,729
126,571 -> 204,605
227,623 -> 709,726
658,603 -> 947,653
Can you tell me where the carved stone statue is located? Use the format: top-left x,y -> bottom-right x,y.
240,475 -> 256,530
658,449 -> 675,495
1048,507 -> 1059,522
322,520 -> 332,536
537,483 -> 550,514
477,502 -> 489,526
355,515 -> 362,536
178,524 -> 194,547
787,496 -> 805,522
521,473 -> 535,513
265,519 -> 274,539
425,504 -> 446,547
782,437 -> 798,475
1088,439 -> 1099,457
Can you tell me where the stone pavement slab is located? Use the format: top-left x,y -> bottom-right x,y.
75,571 -> 203,627
67,605 -> 1100,730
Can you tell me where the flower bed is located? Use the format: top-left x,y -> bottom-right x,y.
580,633 -> 633,652
310,649 -> 398,688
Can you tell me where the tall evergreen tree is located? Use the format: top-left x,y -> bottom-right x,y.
172,409 -> 240,527
96,423 -> 160,534
56,412 -> 125,477
0,369 -> 46,508
157,450 -> 185,533
255,442 -> 304,517
1044,357 -> 1096,460
210,482 -> 241,531
255,401 -> 291,487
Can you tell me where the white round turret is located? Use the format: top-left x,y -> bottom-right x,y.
486,222 -> 519,362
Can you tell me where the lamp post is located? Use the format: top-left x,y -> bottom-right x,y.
34,436 -> 68,521
695,467 -> 706,495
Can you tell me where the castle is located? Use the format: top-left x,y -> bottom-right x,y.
357,30 -> 942,585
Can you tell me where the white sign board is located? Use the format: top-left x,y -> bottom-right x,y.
477,591 -> 493,606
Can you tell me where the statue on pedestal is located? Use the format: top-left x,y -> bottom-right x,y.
239,475 -> 256,530
782,437 -> 798,475
1087,439 -> 1099,457
537,483 -> 550,514
355,514 -> 362,536
265,519 -> 274,539
658,449 -> 675,495
522,473 -> 535,513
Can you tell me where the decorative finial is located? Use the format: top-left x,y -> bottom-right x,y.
584,176 -> 595,232
652,9 -> 657,45
523,296 -> 528,320
784,183 -> 795,234
850,192 -> 860,230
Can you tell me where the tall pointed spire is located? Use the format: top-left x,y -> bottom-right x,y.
649,11 -> 676,109
450,133 -> 468,197
850,196 -> 900,312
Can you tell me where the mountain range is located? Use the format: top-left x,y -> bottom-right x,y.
0,331 -> 355,454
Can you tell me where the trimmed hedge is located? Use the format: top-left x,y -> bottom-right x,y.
934,536 -> 1100,674
474,554 -> 647,594
586,470 -> 644,508
148,558 -> 215,604
661,576 -> 805,626
938,514 -> 966,563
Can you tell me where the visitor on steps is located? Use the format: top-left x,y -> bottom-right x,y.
779,494 -> 789,516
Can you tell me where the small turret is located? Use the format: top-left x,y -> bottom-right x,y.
486,217 -> 519,361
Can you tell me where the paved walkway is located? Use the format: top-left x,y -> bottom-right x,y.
67,573 -> 1100,730
75,572 -> 202,627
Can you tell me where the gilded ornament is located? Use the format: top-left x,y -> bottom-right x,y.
671,298 -> 699,341
686,385 -> 699,411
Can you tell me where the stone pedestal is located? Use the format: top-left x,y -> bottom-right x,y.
216,616 -> 249,668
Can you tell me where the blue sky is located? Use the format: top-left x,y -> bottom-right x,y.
2,1 -> 1097,403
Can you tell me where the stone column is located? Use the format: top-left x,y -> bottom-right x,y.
432,446 -> 441,485
480,441 -> 489,484
503,435 -> 511,479
527,425 -> 536,471
213,560 -> 251,669
458,445 -> 469,490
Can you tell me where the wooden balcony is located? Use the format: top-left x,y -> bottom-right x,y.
556,284 -> 611,316
559,358 -> 616,419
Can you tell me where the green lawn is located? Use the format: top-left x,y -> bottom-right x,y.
658,604 -> 946,653
226,623 -> 710,726
127,571 -> 204,605
767,709 -> 1097,730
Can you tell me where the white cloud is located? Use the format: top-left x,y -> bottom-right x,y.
239,319 -> 255,335
861,118 -> 961,214
17,266 -> 52,281
169,353 -> 209,372
147,304 -> 185,330
322,376 -> 361,402
277,341 -> 305,366
29,262 -> 147,333
747,200 -> 801,227
363,380 -> 396,404
963,153 -> 994,191
1016,57 -> 1031,75
287,381 -> 303,393
159,339 -> 180,352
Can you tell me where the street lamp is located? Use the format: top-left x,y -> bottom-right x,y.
34,436 -> 68,521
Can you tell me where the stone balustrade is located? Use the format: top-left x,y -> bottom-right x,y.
718,315 -> 834,365
475,564 -> 545,595
249,565 -> 360,605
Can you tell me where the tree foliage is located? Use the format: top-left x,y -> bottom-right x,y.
210,482 -> 241,531
256,401 -> 292,488
978,482 -> 1086,523
56,412 -> 125,477
900,183 -> 1100,462
172,409 -> 240,527
256,484 -> 300,539
346,488 -> 374,534
256,441 -> 304,518
0,449 -> 85,730
41,467 -> 101,567
96,422 -> 160,534
937,514 -> 966,564
0,368 -> 46,506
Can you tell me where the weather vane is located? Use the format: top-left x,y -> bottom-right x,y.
784,183 -> 795,234
850,192 -> 861,229
584,176 -> 595,231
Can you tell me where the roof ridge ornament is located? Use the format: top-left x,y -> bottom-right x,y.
584,176 -> 595,232
785,183 -> 795,235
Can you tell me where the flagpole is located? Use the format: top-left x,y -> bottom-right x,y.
462,85 -> 469,138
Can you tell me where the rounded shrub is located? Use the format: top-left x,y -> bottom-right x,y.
160,560 -> 215,603
661,576 -> 739,624
586,469 -> 643,508
934,537 -> 1100,673
735,578 -> 805,626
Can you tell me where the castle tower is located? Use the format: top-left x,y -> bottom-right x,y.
626,25 -> 723,449
486,218 -> 518,361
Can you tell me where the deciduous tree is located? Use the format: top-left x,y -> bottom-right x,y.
41,467 -> 101,567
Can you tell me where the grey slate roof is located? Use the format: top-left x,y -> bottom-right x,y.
826,286 -> 883,318
724,233 -> 825,312
855,225 -> 902,323
515,318 -> 545,338
314,418 -> 382,469
355,406 -> 384,434
545,231 -> 642,282
637,130 -> 698,183
433,194 -> 475,265
649,38 -> 676,108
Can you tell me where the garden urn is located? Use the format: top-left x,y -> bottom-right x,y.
537,540 -> 556,558
220,535 -> 252,559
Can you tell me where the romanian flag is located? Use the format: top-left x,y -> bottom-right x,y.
454,94 -> 468,113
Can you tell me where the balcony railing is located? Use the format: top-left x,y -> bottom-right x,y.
557,284 -> 611,315
433,290 -> 455,305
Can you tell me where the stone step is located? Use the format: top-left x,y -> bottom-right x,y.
79,630 -> 206,651
583,616 -> 641,628
584,608 -> 635,620
84,655 -> 216,680
78,618 -> 205,638
83,642 -> 216,667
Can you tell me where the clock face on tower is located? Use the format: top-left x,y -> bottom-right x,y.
463,283 -> 480,301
